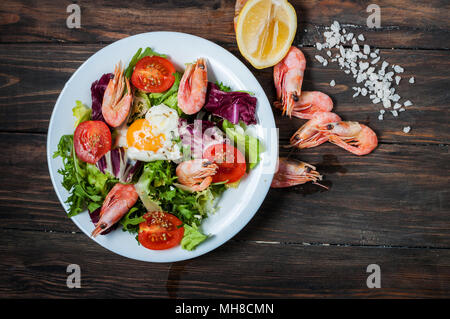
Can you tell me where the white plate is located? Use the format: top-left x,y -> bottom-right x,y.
47,32 -> 278,263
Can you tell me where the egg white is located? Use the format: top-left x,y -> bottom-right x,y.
117,104 -> 182,162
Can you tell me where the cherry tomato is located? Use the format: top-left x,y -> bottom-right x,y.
73,120 -> 111,164
138,211 -> 184,250
203,143 -> 246,184
131,56 -> 176,93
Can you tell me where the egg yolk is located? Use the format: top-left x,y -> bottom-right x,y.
126,119 -> 165,152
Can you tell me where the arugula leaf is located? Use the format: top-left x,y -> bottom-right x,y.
215,81 -> 232,92
120,204 -> 146,233
215,81 -> 254,95
124,47 -> 167,79
53,135 -> 118,217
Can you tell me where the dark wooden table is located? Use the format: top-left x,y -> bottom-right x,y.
0,0 -> 449,298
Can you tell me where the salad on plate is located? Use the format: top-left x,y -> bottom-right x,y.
53,46 -> 263,251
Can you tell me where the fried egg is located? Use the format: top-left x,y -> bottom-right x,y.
117,104 -> 182,162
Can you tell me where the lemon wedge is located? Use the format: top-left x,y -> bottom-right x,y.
235,0 -> 297,69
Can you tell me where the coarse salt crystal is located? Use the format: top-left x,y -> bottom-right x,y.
394,65 -> 404,73
315,55 -> 325,63
314,21 -> 415,126
391,94 -> 401,102
383,99 -> 392,109
363,44 -> 370,55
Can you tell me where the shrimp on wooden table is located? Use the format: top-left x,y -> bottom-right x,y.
178,58 -> 208,115
316,121 -> 378,156
274,91 -> 333,119
175,159 -> 218,192
287,111 -> 341,149
271,157 -> 327,189
273,46 -> 306,117
102,62 -> 133,127
91,183 -> 139,237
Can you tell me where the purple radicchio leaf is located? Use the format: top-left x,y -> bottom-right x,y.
178,118 -> 229,159
96,147 -> 143,183
203,82 -> 257,125
91,73 -> 113,123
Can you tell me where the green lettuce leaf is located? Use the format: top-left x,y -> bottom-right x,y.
222,119 -> 264,170
135,161 -> 224,228
72,100 -> 91,127
148,72 -> 183,115
181,224 -> 209,251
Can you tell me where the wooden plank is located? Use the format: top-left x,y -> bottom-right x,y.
1,133 -> 448,248
1,0 -> 449,49
0,44 -> 448,144
0,228 -> 449,298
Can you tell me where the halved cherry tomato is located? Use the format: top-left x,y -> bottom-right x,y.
138,211 -> 184,250
131,56 -> 176,93
73,120 -> 111,164
203,143 -> 246,184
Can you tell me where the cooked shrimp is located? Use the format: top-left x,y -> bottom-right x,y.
102,62 -> 133,127
234,0 -> 248,30
317,121 -> 378,156
271,157 -> 326,188
178,58 -> 208,115
91,183 -> 138,237
287,112 -> 341,149
175,159 -> 218,192
274,91 -> 333,119
273,46 -> 306,117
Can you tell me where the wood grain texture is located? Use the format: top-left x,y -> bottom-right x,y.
1,0 -> 449,49
1,133 -> 448,248
0,0 -> 449,298
0,228 -> 449,298
0,44 -> 449,144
